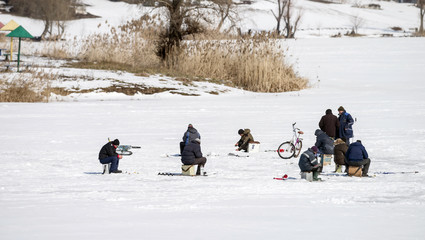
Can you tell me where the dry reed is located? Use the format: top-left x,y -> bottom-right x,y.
0,70 -> 55,102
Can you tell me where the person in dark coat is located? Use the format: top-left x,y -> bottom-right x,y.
235,129 -> 254,152
298,146 -> 321,181
181,138 -> 207,175
333,138 -> 348,173
319,109 -> 340,139
337,106 -> 354,144
314,129 -> 334,154
98,139 -> 122,173
345,140 -> 371,177
180,124 -> 201,154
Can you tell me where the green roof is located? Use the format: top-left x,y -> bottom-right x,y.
6,25 -> 34,38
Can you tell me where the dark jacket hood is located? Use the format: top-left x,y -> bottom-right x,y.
315,129 -> 324,136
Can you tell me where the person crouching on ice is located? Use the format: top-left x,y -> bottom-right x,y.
181,138 -> 207,175
235,129 -> 254,152
99,139 -> 122,173
298,146 -> 321,181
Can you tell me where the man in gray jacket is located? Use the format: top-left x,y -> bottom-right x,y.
298,146 -> 321,181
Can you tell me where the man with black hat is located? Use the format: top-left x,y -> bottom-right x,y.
180,124 -> 201,154
235,129 -> 254,152
99,139 -> 122,173
337,106 -> 354,144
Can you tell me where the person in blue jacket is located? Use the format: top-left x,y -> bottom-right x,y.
345,140 -> 371,177
337,106 -> 354,144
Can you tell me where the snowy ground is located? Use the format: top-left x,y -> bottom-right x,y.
1,37 -> 425,239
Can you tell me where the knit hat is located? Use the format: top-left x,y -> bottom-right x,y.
188,124 -> 193,128
238,129 -> 244,135
326,109 -> 332,114
112,139 -> 120,146
311,146 -> 319,153
338,106 -> 345,112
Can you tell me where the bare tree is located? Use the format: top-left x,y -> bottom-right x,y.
210,0 -> 238,32
151,0 -> 211,61
350,14 -> 364,35
419,0 -> 425,35
10,0 -> 75,40
282,0 -> 302,38
271,0 -> 287,35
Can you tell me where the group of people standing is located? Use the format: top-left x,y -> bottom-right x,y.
298,106 -> 371,181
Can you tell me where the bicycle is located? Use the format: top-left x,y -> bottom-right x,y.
277,122 -> 304,159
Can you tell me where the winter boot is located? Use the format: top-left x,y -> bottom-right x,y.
313,171 -> 322,181
335,165 -> 343,173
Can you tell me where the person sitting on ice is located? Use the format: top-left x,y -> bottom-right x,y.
180,124 -> 201,154
333,138 -> 348,173
99,139 -> 122,173
235,129 -> 254,152
298,146 -> 321,181
181,138 -> 207,175
345,140 -> 371,177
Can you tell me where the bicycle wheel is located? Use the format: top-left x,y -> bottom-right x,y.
277,141 -> 295,159
293,140 -> 303,158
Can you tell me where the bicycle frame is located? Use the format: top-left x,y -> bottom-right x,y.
290,122 -> 303,147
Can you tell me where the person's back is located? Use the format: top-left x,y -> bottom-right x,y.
181,140 -> 203,165
347,141 -> 368,161
319,109 -> 339,138
314,129 -> 334,154
333,138 -> 348,165
345,140 -> 371,177
183,125 -> 200,145
181,138 -> 207,175
180,124 -> 201,154
298,147 -> 319,172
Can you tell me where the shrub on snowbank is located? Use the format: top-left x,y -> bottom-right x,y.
77,17 -> 308,92
0,71 -> 54,102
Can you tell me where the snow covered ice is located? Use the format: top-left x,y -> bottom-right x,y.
1,0 -> 425,239
1,37 -> 425,239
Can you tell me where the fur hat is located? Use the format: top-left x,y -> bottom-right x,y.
112,139 -> 120,146
338,106 -> 345,112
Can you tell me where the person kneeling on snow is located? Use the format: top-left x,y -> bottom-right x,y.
345,140 -> 371,177
99,139 -> 123,173
298,146 -> 321,181
235,129 -> 254,152
181,138 -> 207,175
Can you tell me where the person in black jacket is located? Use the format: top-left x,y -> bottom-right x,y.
99,139 -> 122,173
180,124 -> 201,154
181,138 -> 207,175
